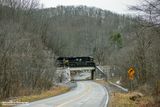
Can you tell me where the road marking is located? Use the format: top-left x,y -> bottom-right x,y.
103,86 -> 109,107
56,83 -> 92,107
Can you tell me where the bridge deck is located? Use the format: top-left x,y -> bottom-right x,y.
57,67 -> 95,71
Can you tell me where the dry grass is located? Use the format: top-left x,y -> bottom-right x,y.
15,86 -> 70,102
1,86 -> 70,107
109,92 -> 154,107
0,103 -> 11,107
0,103 -> 10,107
94,80 -> 156,107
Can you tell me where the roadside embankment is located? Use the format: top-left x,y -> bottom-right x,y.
95,80 -> 156,107
109,91 -> 156,107
16,86 -> 70,102
0,84 -> 72,107
108,81 -> 159,107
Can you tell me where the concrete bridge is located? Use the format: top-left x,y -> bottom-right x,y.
56,66 -> 109,83
56,56 -> 110,82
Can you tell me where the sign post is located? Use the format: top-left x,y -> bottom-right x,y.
128,67 -> 135,91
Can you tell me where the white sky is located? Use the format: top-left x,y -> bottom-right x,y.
40,0 -> 140,14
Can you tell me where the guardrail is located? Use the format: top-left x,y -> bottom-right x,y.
109,81 -> 128,92
96,66 -> 106,75
96,66 -> 128,92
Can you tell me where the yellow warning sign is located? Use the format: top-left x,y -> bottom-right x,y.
128,67 -> 135,80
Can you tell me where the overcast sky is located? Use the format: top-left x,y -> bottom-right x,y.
40,0 -> 140,14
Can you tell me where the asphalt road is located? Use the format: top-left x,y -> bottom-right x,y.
73,72 -> 91,80
16,81 -> 108,107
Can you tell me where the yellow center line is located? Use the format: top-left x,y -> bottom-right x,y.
56,83 -> 92,107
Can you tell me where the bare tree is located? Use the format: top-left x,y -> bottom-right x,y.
130,0 -> 160,31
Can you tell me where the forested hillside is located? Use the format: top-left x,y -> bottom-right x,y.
0,1 -> 135,98
40,6 -> 136,60
0,0 -> 56,99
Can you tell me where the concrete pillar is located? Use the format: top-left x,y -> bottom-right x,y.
91,69 -> 95,80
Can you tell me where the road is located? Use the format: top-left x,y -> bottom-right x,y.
16,81 -> 108,107
73,72 -> 91,80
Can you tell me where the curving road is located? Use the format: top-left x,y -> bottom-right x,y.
16,81 -> 108,107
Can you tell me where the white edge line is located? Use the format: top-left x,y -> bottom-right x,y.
103,86 -> 109,107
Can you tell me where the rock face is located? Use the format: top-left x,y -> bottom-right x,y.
56,68 -> 71,83
61,68 -> 71,83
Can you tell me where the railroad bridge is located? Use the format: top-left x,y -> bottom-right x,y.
56,57 -> 107,82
